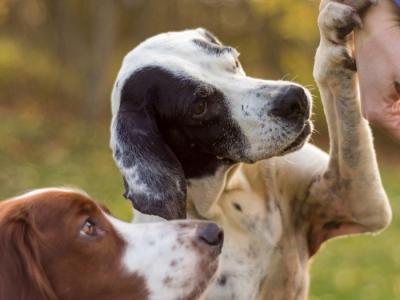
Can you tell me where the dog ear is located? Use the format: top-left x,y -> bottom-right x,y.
0,211 -> 57,300
111,68 -> 187,220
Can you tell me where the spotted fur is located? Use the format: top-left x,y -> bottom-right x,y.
111,7 -> 391,299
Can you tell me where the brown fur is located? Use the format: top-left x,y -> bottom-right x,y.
0,190 -> 149,300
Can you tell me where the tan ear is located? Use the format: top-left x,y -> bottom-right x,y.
0,212 -> 58,300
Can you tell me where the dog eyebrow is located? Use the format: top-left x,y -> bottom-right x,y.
201,29 -> 222,45
192,39 -> 234,56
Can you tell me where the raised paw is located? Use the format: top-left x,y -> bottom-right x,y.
313,2 -> 363,85
318,0 -> 374,44
313,43 -> 356,85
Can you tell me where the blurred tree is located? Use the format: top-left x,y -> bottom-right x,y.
0,0 -> 320,118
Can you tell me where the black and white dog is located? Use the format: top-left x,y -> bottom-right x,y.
110,1 -> 392,299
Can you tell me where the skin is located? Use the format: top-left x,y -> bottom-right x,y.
354,0 -> 400,141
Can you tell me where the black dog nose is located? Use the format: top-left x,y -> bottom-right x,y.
198,223 -> 224,246
270,85 -> 309,121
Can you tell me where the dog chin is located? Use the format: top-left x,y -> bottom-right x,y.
280,120 -> 313,155
186,259 -> 220,300
244,121 -> 313,161
218,121 -> 313,163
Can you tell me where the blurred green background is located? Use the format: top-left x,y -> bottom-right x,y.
0,0 -> 399,299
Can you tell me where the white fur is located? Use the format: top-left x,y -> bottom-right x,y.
113,15 -> 391,300
107,215 -> 219,300
110,28 -> 312,163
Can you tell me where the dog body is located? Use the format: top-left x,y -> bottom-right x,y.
111,1 -> 392,299
134,145 -> 326,300
0,188 -> 222,300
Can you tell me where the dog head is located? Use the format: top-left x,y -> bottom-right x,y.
0,188 -> 223,300
110,28 -> 312,219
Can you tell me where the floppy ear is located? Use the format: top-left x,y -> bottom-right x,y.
111,68 -> 187,220
0,213 -> 57,300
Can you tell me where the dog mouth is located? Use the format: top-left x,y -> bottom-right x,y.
212,120 -> 313,163
281,120 -> 313,154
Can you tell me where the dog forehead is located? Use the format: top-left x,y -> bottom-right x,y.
131,28 -> 228,59
123,29 -> 208,71
112,29 -> 234,116
140,28 -> 205,51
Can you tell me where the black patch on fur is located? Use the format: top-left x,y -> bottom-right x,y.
116,110 -> 187,220
218,274 -> 228,286
233,202 -> 242,212
113,66 -> 246,219
193,39 -> 234,56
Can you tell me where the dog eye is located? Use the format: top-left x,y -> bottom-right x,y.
80,220 -> 97,237
192,101 -> 208,118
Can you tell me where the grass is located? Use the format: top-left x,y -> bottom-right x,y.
0,103 -> 132,221
1,103 -> 399,299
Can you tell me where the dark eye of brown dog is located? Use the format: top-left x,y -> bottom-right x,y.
81,220 -> 97,237
192,101 -> 207,118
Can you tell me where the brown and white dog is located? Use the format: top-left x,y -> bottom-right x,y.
0,188 -> 223,300
110,1 -> 392,299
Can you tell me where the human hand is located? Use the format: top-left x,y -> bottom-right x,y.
354,0 -> 400,141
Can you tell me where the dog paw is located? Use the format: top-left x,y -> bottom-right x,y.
340,47 -> 356,71
314,1 -> 367,82
318,1 -> 373,44
313,44 -> 355,85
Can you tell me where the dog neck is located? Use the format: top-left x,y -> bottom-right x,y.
132,162 -> 267,222
186,162 -> 268,220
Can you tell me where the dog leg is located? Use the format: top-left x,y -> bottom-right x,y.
308,0 -> 392,254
